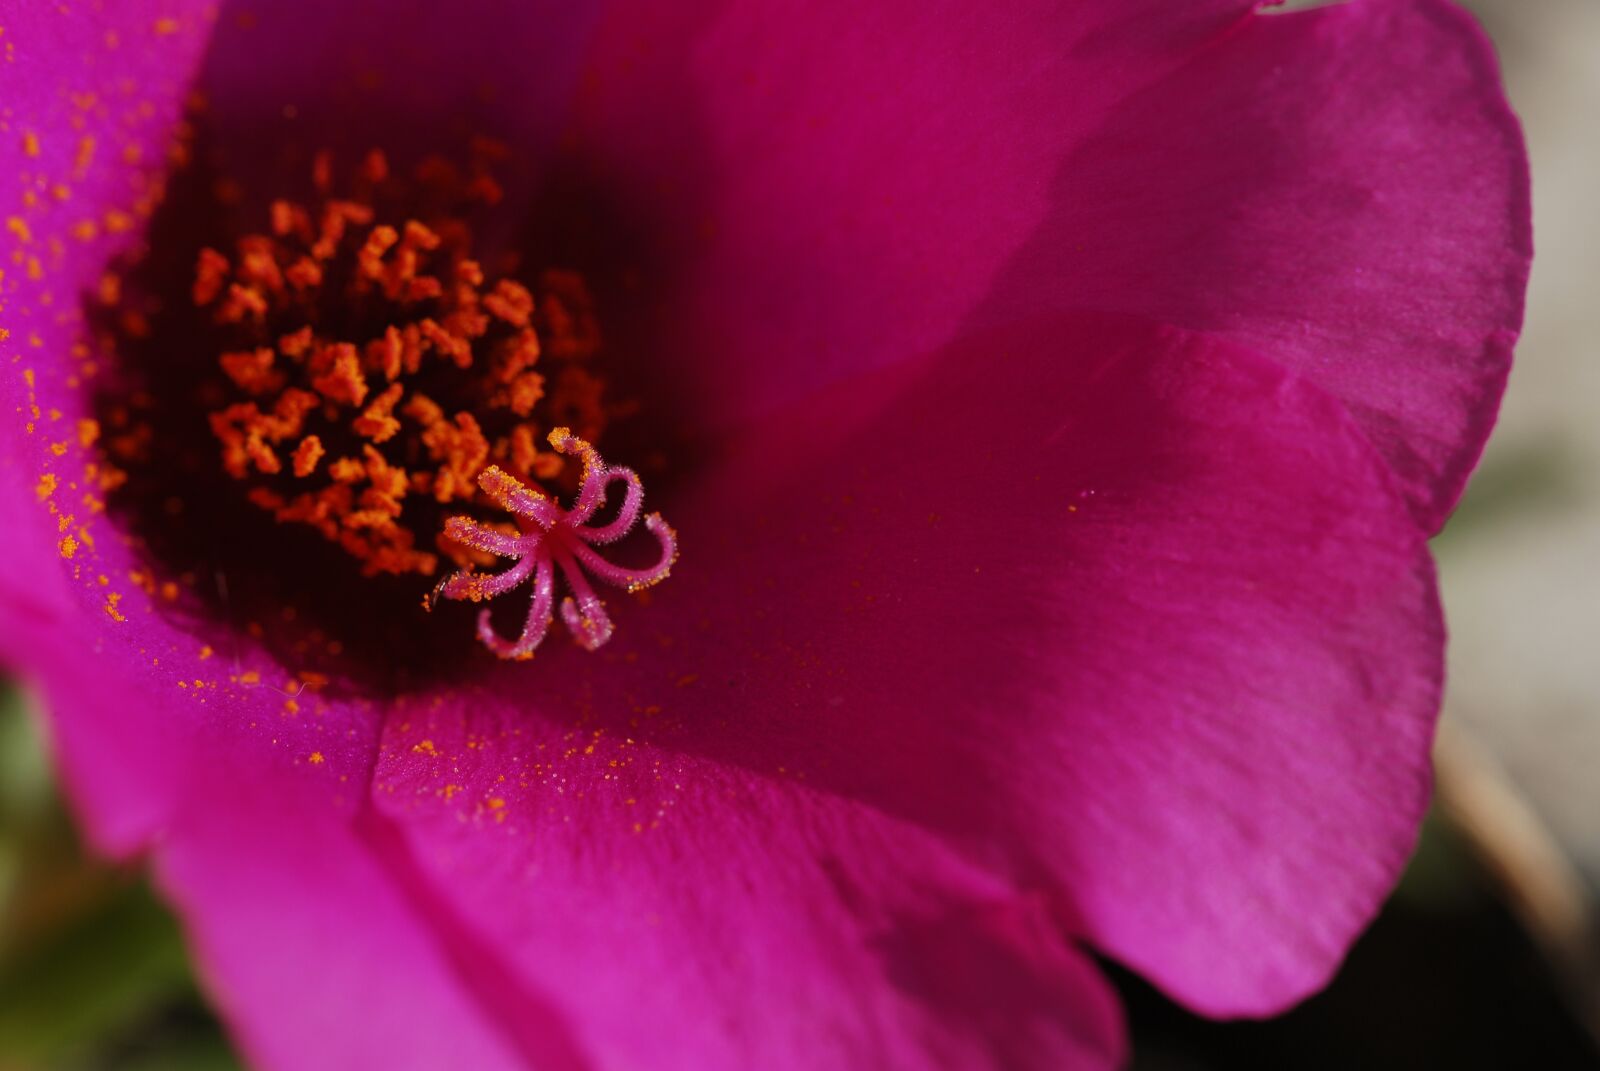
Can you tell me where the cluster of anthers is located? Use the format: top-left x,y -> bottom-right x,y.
183,147 -> 675,658
428,428 -> 677,660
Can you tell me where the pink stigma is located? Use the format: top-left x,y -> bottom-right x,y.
426,428 -> 678,659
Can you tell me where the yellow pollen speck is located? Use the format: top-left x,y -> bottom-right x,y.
240,670 -> 261,685
309,751 -> 325,765
199,645 -> 214,660
49,441 -> 67,456
284,698 -> 300,714
6,217 -> 31,243
58,533 -> 78,559
104,592 -> 125,621
21,131 -> 39,156
35,473 -> 56,500
153,16 -> 181,34
413,739 -> 437,755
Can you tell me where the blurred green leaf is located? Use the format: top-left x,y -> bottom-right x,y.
0,882 -> 194,1066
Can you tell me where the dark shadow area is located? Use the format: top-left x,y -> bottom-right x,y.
1118,865 -> 1600,1069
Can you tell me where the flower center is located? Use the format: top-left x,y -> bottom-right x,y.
102,146 -> 674,662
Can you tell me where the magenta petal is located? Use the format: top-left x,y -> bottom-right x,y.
371,698 -> 1127,1070
407,312 -> 1442,1023
568,1 -> 1526,532
1,1 -> 1519,1063
6,616 -> 535,1070
567,0 -> 1260,430
0,0 -> 230,847
979,0 -> 1530,529
0,3 -> 216,582
154,765 -> 532,1071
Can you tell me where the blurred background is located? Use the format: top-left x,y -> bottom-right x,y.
1,1 -> 1597,1067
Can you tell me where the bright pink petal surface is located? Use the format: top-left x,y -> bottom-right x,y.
147,764 -> 535,1071
983,0 -> 1530,528
0,2 -> 214,628
374,313 -> 1442,1055
8,623 -> 531,1070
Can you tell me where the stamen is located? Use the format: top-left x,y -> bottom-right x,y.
428,430 -> 678,659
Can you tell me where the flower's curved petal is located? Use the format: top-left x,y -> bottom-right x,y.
565,0 -> 1259,432
2,608 -> 545,1071
394,312 -> 1440,1032
0,0 -> 222,837
370,698 -> 1126,1071
981,0 -> 1529,529
153,761 -> 537,1071
571,0 -> 1526,529
2,585 -> 543,1071
0,3 -> 216,604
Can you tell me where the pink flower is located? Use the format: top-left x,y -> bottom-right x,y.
0,1 -> 1529,1069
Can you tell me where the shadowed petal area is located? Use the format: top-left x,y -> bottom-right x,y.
193,0 -> 604,184
376,312 -> 1443,1047
964,0 -> 1530,529
570,0 -> 1526,529
565,0 -> 1261,432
